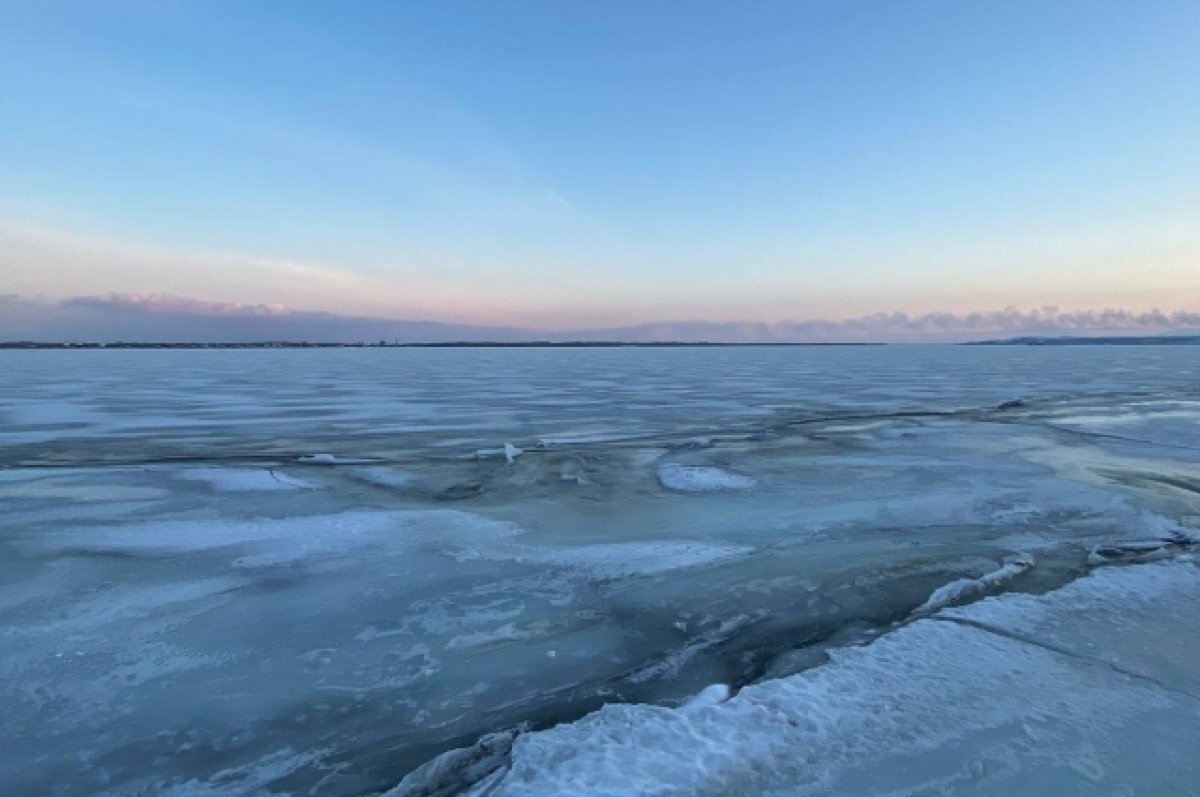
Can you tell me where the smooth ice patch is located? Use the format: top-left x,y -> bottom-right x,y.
0,479 -> 167,501
518,541 -> 754,580
176,467 -> 318,491
6,576 -> 247,638
447,536 -> 754,581
36,510 -> 524,562
657,464 -> 756,493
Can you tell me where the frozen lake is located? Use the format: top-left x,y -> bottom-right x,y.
2,345 -> 1199,795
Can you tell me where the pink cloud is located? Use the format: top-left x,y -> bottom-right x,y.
64,293 -> 293,317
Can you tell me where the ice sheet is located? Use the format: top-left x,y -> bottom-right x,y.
484,560 -> 1200,797
4,345 -> 1199,796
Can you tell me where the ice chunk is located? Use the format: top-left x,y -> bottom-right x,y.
657,464 -> 756,493
681,683 -> 730,712
1087,540 -> 1175,566
384,728 -> 522,797
908,554 -> 1034,618
505,443 -> 523,463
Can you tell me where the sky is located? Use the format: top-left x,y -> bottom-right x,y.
1,0 -> 1198,341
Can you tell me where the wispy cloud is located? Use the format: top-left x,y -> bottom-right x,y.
768,306 -> 1200,342
63,293 -> 292,317
0,223 -> 499,323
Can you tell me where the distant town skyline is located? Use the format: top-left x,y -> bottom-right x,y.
2,1 -> 1198,340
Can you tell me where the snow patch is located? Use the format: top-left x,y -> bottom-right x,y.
657,464 -> 756,493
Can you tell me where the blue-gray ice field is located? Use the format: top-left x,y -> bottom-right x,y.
2,344 -> 1199,795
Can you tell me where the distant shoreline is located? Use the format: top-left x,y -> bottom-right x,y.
0,340 -> 883,349
2,334 -> 1196,349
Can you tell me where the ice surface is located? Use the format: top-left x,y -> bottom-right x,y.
3,345 -> 1199,795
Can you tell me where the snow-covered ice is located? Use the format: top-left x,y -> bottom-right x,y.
481,561 -> 1200,797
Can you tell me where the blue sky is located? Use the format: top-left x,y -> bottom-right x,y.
2,1 -> 1198,337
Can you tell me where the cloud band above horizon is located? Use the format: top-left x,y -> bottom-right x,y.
3,293 -> 1199,344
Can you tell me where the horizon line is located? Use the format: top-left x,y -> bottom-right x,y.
4,334 -> 1200,350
